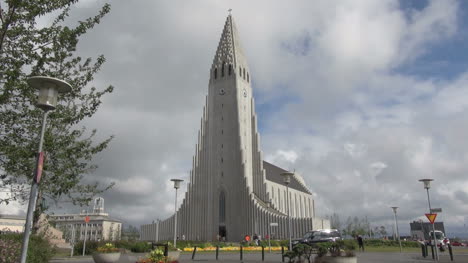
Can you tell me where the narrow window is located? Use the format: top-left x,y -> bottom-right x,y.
247,73 -> 249,82
221,172 -> 224,177
221,63 -> 225,77
221,158 -> 223,163
239,66 -> 241,75
221,144 -> 223,148
221,129 -> 223,134
221,104 -> 223,108
214,68 -> 217,79
228,64 -> 232,75
243,68 -> 246,79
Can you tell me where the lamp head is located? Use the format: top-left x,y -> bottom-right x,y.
280,172 -> 294,185
170,179 -> 184,189
391,206 -> 398,213
27,76 -> 72,111
418,179 -> 433,189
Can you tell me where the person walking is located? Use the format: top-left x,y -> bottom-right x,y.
357,235 -> 364,251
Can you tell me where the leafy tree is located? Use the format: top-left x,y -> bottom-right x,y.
379,226 -> 387,238
0,0 -> 114,227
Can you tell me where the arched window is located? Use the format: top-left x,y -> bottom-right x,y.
214,68 -> 217,79
219,191 -> 226,223
221,63 -> 225,77
228,64 -> 232,75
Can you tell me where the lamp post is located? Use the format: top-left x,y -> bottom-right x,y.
266,201 -> 271,253
419,179 -> 438,261
171,179 -> 183,249
281,172 -> 294,251
20,76 -> 71,263
391,207 -> 402,253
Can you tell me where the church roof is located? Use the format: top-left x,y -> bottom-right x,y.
263,161 -> 312,194
211,15 -> 248,70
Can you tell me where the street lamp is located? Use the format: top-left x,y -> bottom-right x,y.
20,76 -> 71,263
171,179 -> 184,249
419,178 -> 438,261
266,201 -> 271,253
281,172 -> 294,251
391,207 -> 402,253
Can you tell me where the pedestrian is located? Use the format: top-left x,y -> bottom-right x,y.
357,235 -> 364,251
253,233 -> 259,246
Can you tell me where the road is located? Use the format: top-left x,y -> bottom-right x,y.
50,250 -> 468,263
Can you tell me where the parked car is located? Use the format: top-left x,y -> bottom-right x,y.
428,230 -> 450,252
292,229 -> 342,247
451,241 -> 462,246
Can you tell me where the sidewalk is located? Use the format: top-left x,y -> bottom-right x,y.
50,251 -> 468,263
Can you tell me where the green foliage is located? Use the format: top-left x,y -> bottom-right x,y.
0,233 -> 55,263
0,0 -> 114,221
148,248 -> 165,262
363,239 -> 419,248
315,240 -> 356,259
114,240 -> 152,252
284,243 -> 316,263
73,240 -> 99,255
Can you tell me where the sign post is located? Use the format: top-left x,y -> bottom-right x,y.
82,213 -> 90,256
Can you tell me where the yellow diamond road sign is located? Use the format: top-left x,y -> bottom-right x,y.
425,213 -> 437,224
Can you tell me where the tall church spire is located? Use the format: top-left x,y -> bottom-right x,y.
211,15 -> 248,71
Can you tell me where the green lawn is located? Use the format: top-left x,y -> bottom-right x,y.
363,246 -> 421,253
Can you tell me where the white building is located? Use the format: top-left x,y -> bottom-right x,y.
141,15 -> 329,242
50,197 -> 122,242
0,215 -> 25,233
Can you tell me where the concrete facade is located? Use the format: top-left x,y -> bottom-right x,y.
141,15 -> 329,242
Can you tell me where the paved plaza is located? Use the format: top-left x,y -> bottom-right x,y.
50,250 -> 468,263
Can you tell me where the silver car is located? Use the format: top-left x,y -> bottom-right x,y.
292,229 -> 342,246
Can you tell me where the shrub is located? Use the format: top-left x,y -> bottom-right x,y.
73,240 -> 100,255
0,232 -> 56,263
130,241 -> 152,252
363,239 -> 420,248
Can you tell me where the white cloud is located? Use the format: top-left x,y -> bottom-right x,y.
4,1 -> 468,236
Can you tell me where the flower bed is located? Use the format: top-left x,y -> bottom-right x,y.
182,246 -> 284,252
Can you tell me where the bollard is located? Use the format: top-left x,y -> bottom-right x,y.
192,246 -> 197,260
262,245 -> 265,261
448,244 -> 454,261
240,245 -> 243,261
425,244 -> 428,257
216,245 -> 219,261
281,246 -> 285,262
430,244 -> 435,259
421,244 -> 426,258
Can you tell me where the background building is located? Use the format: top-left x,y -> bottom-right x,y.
0,214 -> 25,232
50,197 -> 122,242
410,220 -> 445,240
141,15 -> 329,242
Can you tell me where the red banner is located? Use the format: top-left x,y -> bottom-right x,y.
35,152 -> 44,183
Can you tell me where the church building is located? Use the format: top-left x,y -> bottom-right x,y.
141,15 -> 329,242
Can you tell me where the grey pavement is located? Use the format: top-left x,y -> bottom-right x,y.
50,250 -> 468,263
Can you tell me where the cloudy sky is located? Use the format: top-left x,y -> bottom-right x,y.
2,0 -> 468,236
